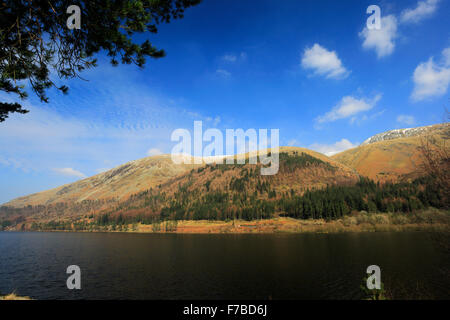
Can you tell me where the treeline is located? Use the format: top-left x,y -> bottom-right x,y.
30,219 -> 138,232
0,215 -> 25,231
0,198 -> 117,218
278,151 -> 335,173
0,199 -> 118,231
278,177 -> 441,220
68,153 -> 449,225
29,216 -> 179,232
85,176 -> 446,227
15,176 -> 447,231
152,176 -> 444,222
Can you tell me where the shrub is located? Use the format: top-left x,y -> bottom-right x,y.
390,214 -> 409,225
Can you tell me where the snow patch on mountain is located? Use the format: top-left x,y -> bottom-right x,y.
361,125 -> 435,146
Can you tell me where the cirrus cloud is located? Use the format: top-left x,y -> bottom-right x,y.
221,52 -> 247,63
215,69 -> 231,78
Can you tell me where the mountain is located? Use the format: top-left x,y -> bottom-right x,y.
361,124 -> 445,145
2,124 -> 448,229
4,155 -> 200,208
147,147 -> 358,201
1,147 -> 359,225
332,123 -> 449,182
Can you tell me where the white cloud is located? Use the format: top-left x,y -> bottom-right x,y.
442,48 -> 450,67
53,168 -> 87,179
359,15 -> 398,58
349,109 -> 386,126
206,115 -> 221,126
316,94 -> 382,124
221,52 -> 247,63
222,54 -> 237,63
310,139 -> 358,156
287,139 -> 298,146
216,69 -> 231,78
400,0 -> 439,24
0,156 -> 31,172
396,115 -> 416,126
411,48 -> 450,101
146,148 -> 163,156
301,44 -> 349,79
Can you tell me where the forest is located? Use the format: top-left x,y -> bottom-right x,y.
17,176 -> 446,232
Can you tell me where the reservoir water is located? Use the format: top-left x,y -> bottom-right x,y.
0,232 -> 448,299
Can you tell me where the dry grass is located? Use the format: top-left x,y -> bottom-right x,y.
0,293 -> 31,300
332,123 -> 449,182
130,209 -> 449,234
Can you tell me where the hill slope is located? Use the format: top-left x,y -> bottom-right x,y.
332,123 -> 449,182
0,147 -> 359,225
4,155 -> 201,208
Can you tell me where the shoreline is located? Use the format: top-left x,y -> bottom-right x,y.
4,213 -> 449,234
0,293 -> 31,300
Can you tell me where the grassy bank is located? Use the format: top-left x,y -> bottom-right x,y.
5,208 -> 449,234
135,208 -> 450,233
73,208 -> 449,233
0,293 -> 31,300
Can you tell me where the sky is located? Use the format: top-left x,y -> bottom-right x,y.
1,0 -> 450,203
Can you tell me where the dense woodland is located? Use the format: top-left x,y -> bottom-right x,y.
0,152 -> 448,231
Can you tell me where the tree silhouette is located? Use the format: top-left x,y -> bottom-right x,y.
0,0 -> 201,122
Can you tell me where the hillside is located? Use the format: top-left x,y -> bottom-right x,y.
0,147 -> 359,227
4,155 -> 201,208
360,124 -> 445,145
2,122 -> 449,230
102,147 -> 359,218
332,123 -> 449,182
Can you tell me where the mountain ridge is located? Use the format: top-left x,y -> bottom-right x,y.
3,146 -> 357,208
4,155 -> 201,208
332,123 -> 449,182
4,123 -> 448,208
1,123 -> 448,229
361,124 -> 444,146
1,147 -> 361,225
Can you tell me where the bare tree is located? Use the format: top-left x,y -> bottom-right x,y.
418,109 -> 450,208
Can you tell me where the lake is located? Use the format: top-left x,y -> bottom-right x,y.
0,232 -> 448,299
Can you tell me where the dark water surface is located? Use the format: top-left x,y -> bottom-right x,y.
0,232 -> 448,299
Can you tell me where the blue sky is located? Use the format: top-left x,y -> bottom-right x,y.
1,0 -> 450,203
